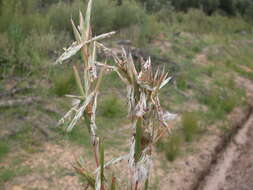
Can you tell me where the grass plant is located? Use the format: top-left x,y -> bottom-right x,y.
165,134 -> 181,161
54,0 -> 176,189
181,112 -> 199,142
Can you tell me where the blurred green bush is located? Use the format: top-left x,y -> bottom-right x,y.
156,134 -> 181,162
182,112 -> 199,142
52,69 -> 76,96
100,96 -> 124,118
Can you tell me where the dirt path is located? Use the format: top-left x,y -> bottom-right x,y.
222,123 -> 253,190
196,112 -> 253,190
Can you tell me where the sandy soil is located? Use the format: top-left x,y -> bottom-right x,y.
3,142 -> 84,190
154,106 -> 250,190
197,113 -> 253,190
222,123 -> 253,190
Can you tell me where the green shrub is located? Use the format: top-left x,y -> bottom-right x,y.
0,0 -> 53,76
140,0 -> 251,16
20,13 -> 50,34
102,72 -> 124,90
37,0 -> 63,7
4,31 -> 45,74
0,34 -> 11,76
219,0 -> 236,15
48,1 -> 84,33
28,31 -> 71,57
47,2 -> 72,32
244,3 -> 253,23
156,134 -> 181,161
206,65 -> 216,77
139,0 -> 174,13
0,0 -> 21,32
113,1 -> 144,29
155,2 -> 175,22
7,23 -> 24,52
165,134 -> 181,161
1,23 -> 34,75
91,0 -> 116,34
182,112 -> 199,142
156,140 -> 165,152
92,0 -> 161,45
176,72 -> 188,90
169,0 -> 200,11
137,14 -> 161,46
0,0 -> 48,34
52,69 -> 76,96
235,0 -> 252,15
100,96 -> 124,118
201,0 -> 220,15
223,95 -> 237,113
173,9 -> 252,34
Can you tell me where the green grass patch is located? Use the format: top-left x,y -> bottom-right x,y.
165,134 -> 181,162
198,87 -> 238,120
52,69 -> 76,97
226,61 -> 253,80
8,125 -> 43,153
157,134 -> 181,162
101,72 -> 124,90
0,169 -> 16,185
205,64 -> 216,77
0,166 -> 31,186
172,9 -> 252,35
57,125 -> 90,147
181,112 -> 199,142
99,96 -> 125,118
0,142 -> 10,161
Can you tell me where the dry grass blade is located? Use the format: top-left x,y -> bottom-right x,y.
73,66 -> 85,96
66,91 -> 95,132
55,31 -> 116,64
159,76 -> 172,89
55,42 -> 83,64
71,18 -> 81,43
82,0 -> 92,40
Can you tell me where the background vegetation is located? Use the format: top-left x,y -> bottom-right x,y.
0,0 -> 253,188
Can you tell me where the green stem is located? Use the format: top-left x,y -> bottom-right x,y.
134,117 -> 142,163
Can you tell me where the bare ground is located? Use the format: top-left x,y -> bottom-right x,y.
198,113 -> 253,190
222,122 -> 253,190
